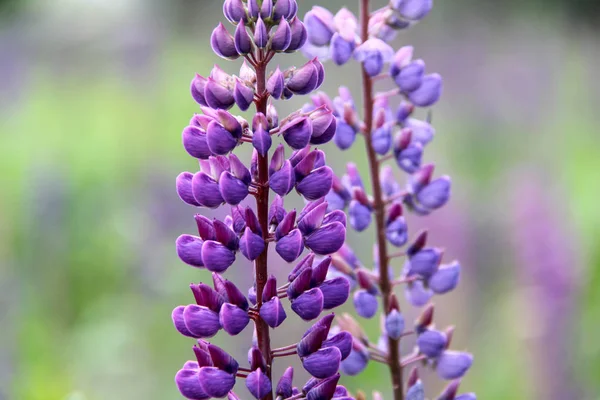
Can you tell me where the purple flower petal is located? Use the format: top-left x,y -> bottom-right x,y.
270,160 -> 296,196
319,277 -> 350,309
353,289 -> 378,318
385,309 -> 405,340
182,126 -> 212,160
175,368 -> 210,400
198,367 -> 236,398
276,367 -> 294,398
306,373 -> 340,400
177,172 -> 201,206
183,305 -> 221,338
176,234 -> 204,268
305,222 -> 346,255
408,73 -> 442,107
201,240 -> 236,272
246,369 -> 272,399
219,303 -> 250,336
429,261 -> 461,294
219,171 -> 248,205
436,351 -> 473,380
172,306 -> 197,338
297,166 -> 334,201
192,172 -> 224,208
291,287 -> 324,320
417,329 -> 447,359
302,347 -> 341,379
276,229 -> 305,263
322,331 -> 352,360
259,297 -> 287,328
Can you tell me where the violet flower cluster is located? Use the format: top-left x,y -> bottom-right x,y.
173,1 -> 357,399
298,1 -> 475,399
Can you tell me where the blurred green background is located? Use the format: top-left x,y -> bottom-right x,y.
1,0 -> 599,399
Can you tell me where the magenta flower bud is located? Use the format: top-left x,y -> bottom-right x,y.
322,331 -> 353,360
393,0 -> 434,21
302,346 -> 341,379
204,78 -> 236,110
267,67 -> 285,99
211,23 -> 239,60
223,0 -> 246,23
175,367 -> 209,400
297,166 -> 334,201
182,304 -> 221,338
306,373 -> 340,400
298,202 -> 328,236
254,17 -> 269,48
340,340 -> 369,376
191,74 -> 208,106
291,287 -> 324,320
405,280 -> 433,307
192,172 -> 224,208
330,33 -> 355,66
176,172 -> 201,206
201,240 -> 236,272
353,289 -> 378,318
349,200 -> 372,232
436,351 -> 473,380
271,19 -> 292,51
270,160 -> 296,196
319,277 -> 350,309
305,222 -> 346,255
334,119 -> 357,150
182,125 -> 212,160
390,46 -> 414,77
418,329 -> 447,358
408,73 -> 443,107
238,226 -> 264,261
172,306 -> 196,338
234,20 -> 252,55
198,367 -> 236,398
276,367 -> 294,398
408,247 -> 443,278
354,38 -> 394,77
259,296 -> 287,328
417,176 -> 451,210
304,6 -> 335,46
396,59 -> 426,92
287,16 -> 308,52
219,303 -> 250,336
288,252 -> 315,282
429,261 -> 461,294
281,117 -> 313,149
176,234 -> 204,268
290,58 -> 325,95
246,369 -> 272,400
385,309 -> 405,340
276,228 -> 304,262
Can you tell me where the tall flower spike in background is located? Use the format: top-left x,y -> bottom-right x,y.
174,1 -> 355,399
303,0 -> 475,399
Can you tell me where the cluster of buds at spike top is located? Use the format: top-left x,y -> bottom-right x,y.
172,1 -> 360,399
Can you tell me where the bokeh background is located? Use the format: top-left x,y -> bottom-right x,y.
1,0 -> 599,399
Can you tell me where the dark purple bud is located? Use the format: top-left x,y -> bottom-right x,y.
287,266 -> 312,299
239,227 -> 265,261
208,343 -> 239,374
385,309 -> 405,340
310,110 -> 337,145
297,167 -> 334,201
269,143 -> 285,174
254,17 -> 269,48
287,16 -> 308,52
276,367 -> 294,398
219,303 -> 250,336
429,261 -> 461,294
183,305 -> 221,338
204,78 -> 236,110
405,280 -> 433,307
286,59 -> 323,95
231,207 -> 247,234
334,120 -> 357,150
304,6 -> 335,46
319,277 -> 350,309
280,117 -> 313,149
172,306 -> 196,337
223,0 -> 246,23
291,287 -> 324,320
353,289 -> 378,318
260,297 -> 287,328
177,172 -> 201,206
330,32 -> 355,66
305,222 -> 346,255
396,60 -> 425,92
417,176 -> 451,211
417,329 -> 447,358
303,313 -> 335,338
253,126 -> 272,157
436,351 -> 473,380
263,275 -> 278,301
271,18 -> 292,52
288,252 -> 315,282
408,73 -> 443,107
322,331 -> 352,360
408,248 -> 443,278
323,210 -> 347,227
198,368 -> 236,398
219,172 -> 248,205
182,126 -> 212,160
260,0 -> 273,19
276,229 -> 305,263
212,219 -> 239,250
201,240 -> 236,272
244,207 -> 263,236
393,0 -> 434,21
340,340 -> 369,376
437,380 -> 461,400
222,279 -> 248,310
298,325 -> 328,357
233,79 -> 254,111
190,283 -> 223,312
267,67 -> 285,99
249,346 -> 266,372
349,200 -> 372,232
246,369 -> 272,400
302,347 -> 342,379
275,209 -> 297,240
406,229 -> 428,256
298,198 -> 325,221
211,23 -> 239,60
390,46 -> 414,78
175,367 -> 209,400
372,125 -> 392,155
306,373 -> 340,400
270,160 -> 296,196
396,102 -> 415,124
310,256 -> 331,286
207,120 -> 238,155
176,234 -> 204,268
303,378 -> 320,394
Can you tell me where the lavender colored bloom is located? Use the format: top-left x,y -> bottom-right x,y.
354,39 -> 394,77
429,261 -> 461,294
385,309 -> 405,340
246,369 -> 272,399
436,351 -> 474,380
417,329 -> 447,358
304,6 -> 336,46
353,289 -> 378,319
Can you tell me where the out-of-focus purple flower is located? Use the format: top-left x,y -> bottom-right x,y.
354,39 -> 395,77
392,0 -> 434,21
408,73 -> 443,107
436,351 -> 473,380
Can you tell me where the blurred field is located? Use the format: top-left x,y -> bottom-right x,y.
1,1 -> 599,399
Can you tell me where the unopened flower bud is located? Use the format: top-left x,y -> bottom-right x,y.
408,73 -> 443,107
211,23 -> 239,60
